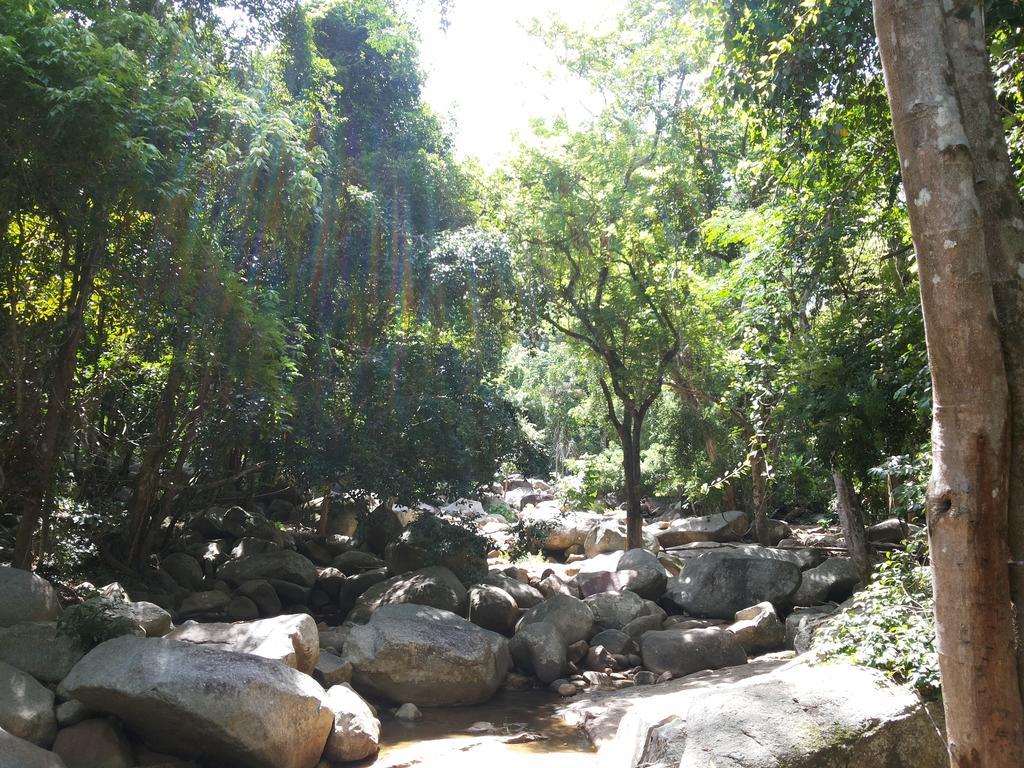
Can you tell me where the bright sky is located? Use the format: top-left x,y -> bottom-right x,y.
414,0 -> 626,168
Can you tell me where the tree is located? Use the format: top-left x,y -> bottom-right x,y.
873,0 -> 1024,763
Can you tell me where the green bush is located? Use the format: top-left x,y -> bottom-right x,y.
812,533 -> 939,696
404,513 -> 493,584
58,598 -> 140,652
505,518 -> 556,562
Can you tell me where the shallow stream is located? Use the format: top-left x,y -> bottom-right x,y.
365,690 -> 597,768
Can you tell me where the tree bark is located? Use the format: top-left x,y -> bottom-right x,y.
619,410 -> 645,550
873,0 -> 1024,763
832,467 -> 872,582
126,348 -> 187,567
941,0 -> 1024,705
749,440 -> 771,546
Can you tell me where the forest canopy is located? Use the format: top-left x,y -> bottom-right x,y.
0,0 -> 1021,577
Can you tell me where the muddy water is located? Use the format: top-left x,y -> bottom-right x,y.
366,690 -> 597,768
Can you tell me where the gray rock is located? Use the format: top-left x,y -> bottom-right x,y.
377,566 -> 468,617
0,661 -> 56,746
61,636 -> 332,768
640,627 -> 747,677
622,613 -> 664,641
867,518 -> 921,545
584,591 -> 647,631
510,622 -> 567,684
468,585 -> 519,635
225,596 -> 260,622
0,623 -> 84,684
54,701 -> 89,728
590,629 -> 632,655
519,594 -> 594,644
565,658 -> 946,768
218,551 -> 317,588
53,719 -> 133,768
0,568 -> 61,627
160,553 -> 205,591
667,554 -> 802,619
651,510 -> 749,548
330,551 -> 386,576
177,590 -> 229,620
584,521 -> 626,559
793,557 -> 863,606
340,604 -> 509,706
166,614 -> 319,674
727,602 -> 786,654
786,606 -> 839,653
480,573 -> 544,609
0,727 -> 66,768
313,651 -> 352,687
322,684 -> 380,763
615,549 -> 668,600
120,601 -> 172,637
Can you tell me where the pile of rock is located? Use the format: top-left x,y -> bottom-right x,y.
0,566 -> 381,768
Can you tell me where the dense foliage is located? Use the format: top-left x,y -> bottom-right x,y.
814,535 -> 940,696
2,0 -> 1021,577
0,0 -> 528,570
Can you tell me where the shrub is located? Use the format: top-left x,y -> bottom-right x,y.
404,513 -> 493,584
505,518 -> 556,562
58,598 -> 140,651
812,533 -> 939,696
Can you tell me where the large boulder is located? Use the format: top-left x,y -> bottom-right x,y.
651,510 -> 749,548
615,548 -> 668,600
640,627 -> 747,678
480,573 -> 544,609
0,661 -> 57,747
564,658 -> 946,768
377,566 -> 468,616
330,551 -> 386,575
166,614 -> 319,674
61,636 -> 333,768
792,557 -> 863,606
520,508 -> 597,551
727,602 -> 786,654
339,604 -> 509,706
0,568 -> 62,627
467,585 -> 519,635
218,551 -> 316,588
509,622 -> 567,685
160,553 -> 205,591
321,684 -> 380,763
0,623 -> 84,684
0,727 -> 66,768
584,521 -> 627,559
666,554 -> 802,619
584,591 -> 647,631
519,594 -> 594,644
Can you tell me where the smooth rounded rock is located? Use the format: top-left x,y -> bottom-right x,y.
61,636 -> 332,768
322,684 -> 380,763
340,604 -> 509,706
0,568 -> 61,627
0,660 -> 57,746
519,594 -> 593,644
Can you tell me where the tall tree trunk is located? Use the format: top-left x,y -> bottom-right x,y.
619,410 -> 644,550
873,0 -> 1024,763
832,467 -> 872,582
941,0 -> 1024,705
750,442 -> 771,546
126,349 -> 187,567
13,242 -> 102,569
